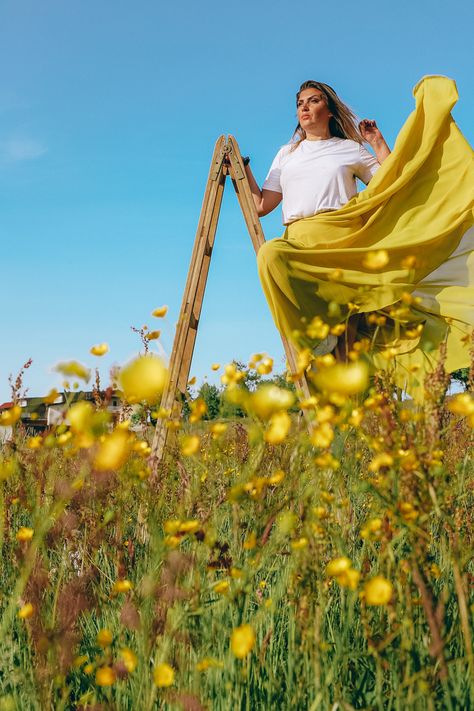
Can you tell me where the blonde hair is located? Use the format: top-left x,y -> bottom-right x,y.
291,81 -> 362,151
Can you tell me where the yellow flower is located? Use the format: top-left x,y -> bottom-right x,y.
401,255 -> 417,269
307,316 -> 330,340
55,361 -> 91,382
264,411 -> 291,445
112,579 -> 133,594
328,269 -> 344,281
368,453 -> 393,473
96,628 -> 113,648
119,647 -> 138,673
256,357 -> 273,375
145,330 -> 161,341
95,666 -> 116,686
67,401 -> 94,433
448,393 -> 474,417
311,422 -> 334,449
94,429 -> 131,471
337,568 -> 361,590
213,580 -> 230,594
364,576 -> 393,605
16,527 -> 34,542
399,502 -> 418,522
326,557 -> 352,577
210,422 -> 227,438
231,624 -> 256,659
180,435 -> 200,456
268,469 -> 285,485
189,398 -> 207,423
248,385 -> 295,420
119,354 -> 168,404
360,517 -> 383,539
178,520 -> 200,533
0,405 -> 22,427
291,537 -> 308,550
153,662 -> 175,687
18,603 -> 34,619
152,305 -> 168,317
243,531 -> 257,550
90,343 -> 109,356
44,388 -> 60,404
221,363 -> 245,387
211,363 -> 220,371
196,657 -> 224,672
362,249 -> 389,270
312,361 -> 369,396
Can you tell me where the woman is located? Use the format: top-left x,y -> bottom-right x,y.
245,77 -> 474,396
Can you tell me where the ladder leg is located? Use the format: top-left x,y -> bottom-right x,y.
149,136 -> 228,473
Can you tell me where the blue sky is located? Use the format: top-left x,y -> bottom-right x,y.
1,0 -> 473,402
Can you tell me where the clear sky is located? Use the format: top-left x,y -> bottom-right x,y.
1,0 -> 473,402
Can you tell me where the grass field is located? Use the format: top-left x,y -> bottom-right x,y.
0,343 -> 473,710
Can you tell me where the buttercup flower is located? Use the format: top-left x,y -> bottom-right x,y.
231,624 -> 256,658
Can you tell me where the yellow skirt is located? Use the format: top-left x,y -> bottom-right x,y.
257,76 -> 474,396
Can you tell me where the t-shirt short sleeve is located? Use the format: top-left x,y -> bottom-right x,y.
262,149 -> 284,194
355,144 -> 380,184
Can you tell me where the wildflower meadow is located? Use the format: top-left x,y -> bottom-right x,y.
1,302 -> 474,710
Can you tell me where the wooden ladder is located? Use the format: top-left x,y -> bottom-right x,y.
149,135 -> 310,474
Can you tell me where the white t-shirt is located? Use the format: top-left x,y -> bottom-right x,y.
262,137 -> 380,225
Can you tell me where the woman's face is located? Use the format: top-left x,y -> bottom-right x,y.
296,88 -> 332,130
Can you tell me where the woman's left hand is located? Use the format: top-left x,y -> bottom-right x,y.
359,119 -> 384,146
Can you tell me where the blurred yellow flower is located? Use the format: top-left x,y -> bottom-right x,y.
257,357 -> 274,375
307,316 -> 329,340
337,568 -> 361,590
0,405 -> 22,427
44,388 -> 60,404
213,580 -> 230,594
55,361 -> 91,382
97,628 -> 113,648
16,527 -> 34,542
364,576 -> 393,605
211,422 -> 227,438
152,305 -> 168,318
119,354 -> 168,404
153,662 -> 175,687
360,518 -> 382,539
221,363 -> 245,387
67,401 -> 94,433
268,469 -> 285,485
248,385 -> 295,420
180,435 -> 200,456
113,579 -> 133,594
264,411 -> 291,445
27,435 -> 42,450
368,453 -> 394,473
401,255 -> 417,269
311,422 -> 334,449
291,537 -> 308,550
94,429 -> 131,471
312,361 -> 369,396
231,624 -> 256,659
211,363 -> 220,371
399,502 -> 418,522
362,249 -> 389,270
145,330 -> 161,341
326,557 -> 351,577
95,666 -> 116,686
189,398 -> 207,423
448,393 -> 474,417
18,603 -> 34,619
196,657 -> 224,672
119,647 -> 138,673
90,343 -> 109,356
243,531 -> 257,550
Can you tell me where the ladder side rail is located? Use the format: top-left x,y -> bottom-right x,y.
150,138 -> 227,467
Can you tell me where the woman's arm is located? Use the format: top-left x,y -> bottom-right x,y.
359,119 -> 391,164
244,164 -> 282,217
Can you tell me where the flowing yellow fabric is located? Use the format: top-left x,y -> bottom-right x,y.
257,76 -> 474,397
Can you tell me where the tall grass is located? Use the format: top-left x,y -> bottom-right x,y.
0,348 -> 473,710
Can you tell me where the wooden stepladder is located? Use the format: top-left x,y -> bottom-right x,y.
149,135 -> 310,471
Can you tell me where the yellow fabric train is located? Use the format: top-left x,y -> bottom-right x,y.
257,76 -> 474,397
